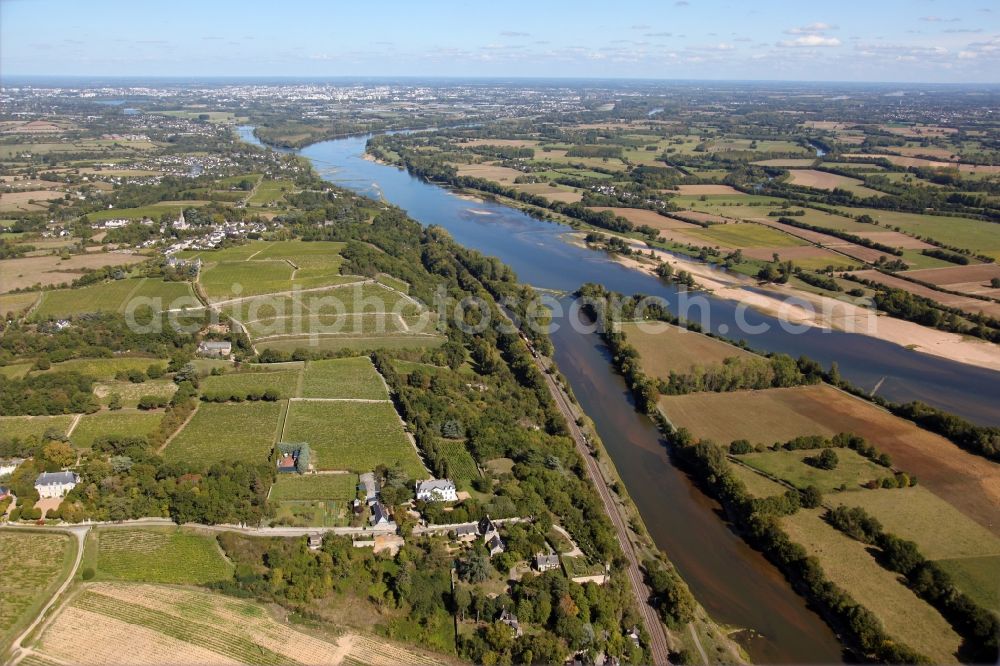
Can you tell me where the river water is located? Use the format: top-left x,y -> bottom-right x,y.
240,126 -> 1000,663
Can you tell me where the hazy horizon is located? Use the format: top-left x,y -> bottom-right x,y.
2,0 -> 998,83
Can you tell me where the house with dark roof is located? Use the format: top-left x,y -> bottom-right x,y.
535,552 -> 560,572
34,471 -> 78,499
197,340 -> 232,357
497,608 -> 522,637
370,501 -> 391,526
415,478 -> 456,502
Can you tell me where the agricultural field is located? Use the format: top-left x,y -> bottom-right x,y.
33,278 -> 196,319
43,356 -> 166,381
684,222 -> 807,249
850,269 -> 1000,318
904,263 -> 1000,298
785,169 -> 883,198
830,207 -> 1000,260
269,473 -> 358,501
162,401 -> 284,465
728,462 -> 786,498
619,321 -> 753,377
31,582 -> 444,666
93,379 -> 177,408
0,415 -> 74,441
734,448 -> 887,493
781,509 -> 961,664
0,291 -> 40,316
248,179 -> 296,205
200,368 -> 301,399
283,401 -> 425,477
0,252 -> 147,293
0,189 -> 65,213
255,333 -> 445,354
86,528 -> 233,585
300,357 -> 388,400
658,384 -> 1000,535
70,411 -> 163,449
437,440 -> 479,485
0,531 -> 75,654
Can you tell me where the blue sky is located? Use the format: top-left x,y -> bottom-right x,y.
2,0 -> 998,82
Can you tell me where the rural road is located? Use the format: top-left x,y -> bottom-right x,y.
4,524 -> 89,664
528,348 -> 673,665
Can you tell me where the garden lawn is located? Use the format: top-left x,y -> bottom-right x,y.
91,527 -> 233,585
283,401 -> 424,477
70,411 -> 163,449
163,401 -> 283,464
300,357 -> 388,400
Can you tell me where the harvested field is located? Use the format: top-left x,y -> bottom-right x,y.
32,582 -> 443,666
754,218 -> 895,263
781,509 -> 961,664
851,230 -> 934,250
0,291 -> 40,316
904,263 -> 1000,298
671,184 -> 744,195
619,320 -> 752,377
453,163 -> 524,183
786,170 -> 882,197
672,210 -> 731,226
510,182 -> 583,203
831,208 -> 1000,260
851,269 -> 1000,318
0,189 -> 64,212
0,253 -> 147,293
658,384 -> 1000,533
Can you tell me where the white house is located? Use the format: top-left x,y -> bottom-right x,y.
34,471 -> 79,499
197,340 -> 232,357
0,458 -> 24,477
415,478 -> 457,502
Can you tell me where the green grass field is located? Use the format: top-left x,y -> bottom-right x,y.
163,401 -> 283,464
0,531 -> 75,654
89,528 -> 233,585
833,207 -> 1000,259
728,462 -> 787,498
82,202 -> 200,222
248,179 -> 296,205
33,279 -> 196,319
686,222 -> 806,248
269,473 -> 358,501
935,555 -> 1000,612
300,357 -> 387,400
283,401 -> 424,476
70,411 -> 163,449
200,369 -> 300,399
782,508 -> 961,663
829,486 -> 1000,561
42,356 -> 166,381
200,261 -> 295,301
256,334 -> 446,354
736,448 -> 887,493
0,415 -> 74,441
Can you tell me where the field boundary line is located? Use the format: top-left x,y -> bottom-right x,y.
157,402 -> 199,454
288,397 -> 392,403
277,399 -> 291,442
64,414 -> 83,438
204,278 -> 371,307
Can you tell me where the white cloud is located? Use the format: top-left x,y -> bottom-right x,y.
777,35 -> 841,48
785,22 -> 838,35
920,16 -> 960,23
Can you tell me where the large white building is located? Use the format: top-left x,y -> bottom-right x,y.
34,472 -> 79,499
0,458 -> 24,477
415,478 -> 457,502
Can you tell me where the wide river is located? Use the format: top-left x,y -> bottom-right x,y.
242,127 -> 1000,663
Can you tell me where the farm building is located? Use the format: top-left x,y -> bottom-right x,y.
415,478 -> 457,502
34,471 -> 78,498
0,458 -> 24,477
276,452 -> 297,473
197,340 -> 232,357
535,552 -> 560,572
